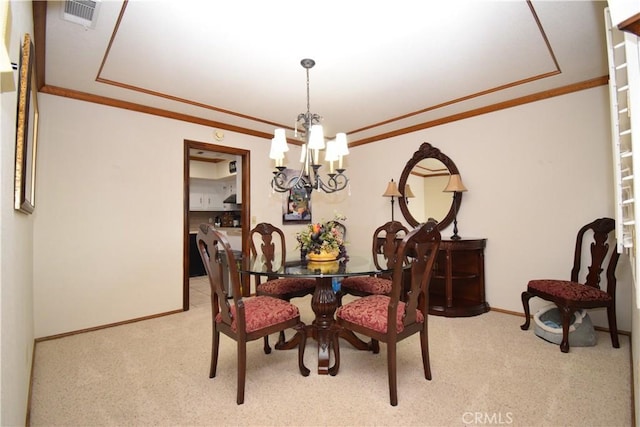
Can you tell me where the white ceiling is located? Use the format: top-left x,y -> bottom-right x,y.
41,0 -> 609,146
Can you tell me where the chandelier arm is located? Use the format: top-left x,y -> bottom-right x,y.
316,172 -> 349,194
272,168 -> 311,193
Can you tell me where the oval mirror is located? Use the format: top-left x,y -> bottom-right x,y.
398,142 -> 462,230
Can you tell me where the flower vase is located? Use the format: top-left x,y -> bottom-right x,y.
307,248 -> 340,262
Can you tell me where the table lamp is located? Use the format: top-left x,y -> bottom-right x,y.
403,184 -> 415,203
382,179 -> 403,221
443,174 -> 467,240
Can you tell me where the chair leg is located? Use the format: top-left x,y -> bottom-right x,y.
371,339 -> 380,354
559,306 -> 575,353
420,325 -> 432,380
210,328 -> 219,378
263,335 -> 272,354
237,340 -> 247,405
607,305 -> 620,348
387,341 -> 398,406
520,291 -> 533,330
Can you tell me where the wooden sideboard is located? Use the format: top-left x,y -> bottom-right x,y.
429,238 -> 489,317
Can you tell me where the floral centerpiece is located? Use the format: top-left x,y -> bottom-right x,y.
296,214 -> 347,261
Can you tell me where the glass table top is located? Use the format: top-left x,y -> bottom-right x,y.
240,253 -> 393,278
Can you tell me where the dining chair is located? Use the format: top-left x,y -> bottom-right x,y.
196,224 -> 309,404
336,220 -> 441,406
521,217 -> 620,353
340,221 -> 409,297
249,222 -> 316,351
338,221 -> 410,353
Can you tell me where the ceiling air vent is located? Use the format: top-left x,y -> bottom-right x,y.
62,0 -> 100,29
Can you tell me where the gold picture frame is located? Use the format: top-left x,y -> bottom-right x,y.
14,33 -> 38,214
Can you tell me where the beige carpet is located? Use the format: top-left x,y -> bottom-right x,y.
29,289 -> 632,426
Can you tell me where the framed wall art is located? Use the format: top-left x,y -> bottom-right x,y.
14,33 -> 38,214
283,186 -> 312,224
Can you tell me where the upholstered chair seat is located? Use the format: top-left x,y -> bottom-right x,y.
336,294 -> 424,334
527,279 -> 612,302
256,277 -> 315,297
218,296 -> 302,333
340,276 -> 392,296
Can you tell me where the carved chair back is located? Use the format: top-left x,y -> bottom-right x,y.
249,222 -> 287,280
196,224 -> 241,329
391,220 -> 441,327
373,220 -> 410,273
571,217 -> 619,295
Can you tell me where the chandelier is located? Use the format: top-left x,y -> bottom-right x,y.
270,58 -> 349,195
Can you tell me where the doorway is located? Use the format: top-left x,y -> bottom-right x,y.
183,140 -> 250,311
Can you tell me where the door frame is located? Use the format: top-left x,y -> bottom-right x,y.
183,139 -> 251,311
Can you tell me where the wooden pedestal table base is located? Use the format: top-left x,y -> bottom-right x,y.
241,253 -> 391,374
277,276 -> 379,373
308,276 -> 341,375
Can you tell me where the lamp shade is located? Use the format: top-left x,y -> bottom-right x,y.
269,138 -> 285,160
335,133 -> 349,156
271,128 -> 289,154
443,174 -> 468,192
324,139 -> 339,161
382,180 -> 402,197
308,124 -> 325,149
403,184 -> 415,198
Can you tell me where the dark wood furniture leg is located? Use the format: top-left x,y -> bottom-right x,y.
309,277 -> 341,376
340,329 -> 379,353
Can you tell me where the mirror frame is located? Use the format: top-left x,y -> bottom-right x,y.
398,142 -> 462,230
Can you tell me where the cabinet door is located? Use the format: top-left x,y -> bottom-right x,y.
203,192 -> 216,210
208,181 -> 226,210
189,192 -> 204,210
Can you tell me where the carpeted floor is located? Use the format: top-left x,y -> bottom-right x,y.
29,283 -> 632,426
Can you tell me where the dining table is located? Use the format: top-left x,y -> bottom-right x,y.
240,252 -> 395,376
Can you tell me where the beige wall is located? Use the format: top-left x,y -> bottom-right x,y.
34,85 -> 631,337
344,86 -> 631,328
1,1 -> 35,425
